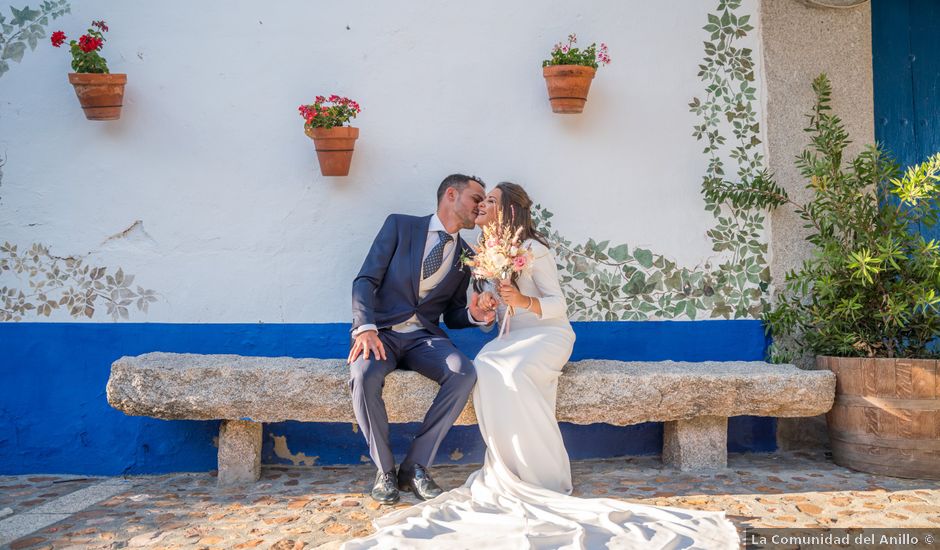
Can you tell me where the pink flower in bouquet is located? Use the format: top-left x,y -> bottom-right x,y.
512,255 -> 528,271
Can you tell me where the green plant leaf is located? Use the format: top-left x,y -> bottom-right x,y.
1,41 -> 26,62
608,244 -> 629,262
10,5 -> 41,25
634,248 -> 653,268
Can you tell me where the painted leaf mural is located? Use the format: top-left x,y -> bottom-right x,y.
534,0 -> 773,321
0,1 -> 70,78
0,242 -> 158,321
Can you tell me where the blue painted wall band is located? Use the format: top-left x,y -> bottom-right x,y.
0,321 -> 773,475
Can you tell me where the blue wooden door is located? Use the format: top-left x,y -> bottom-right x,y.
872,0 -> 940,240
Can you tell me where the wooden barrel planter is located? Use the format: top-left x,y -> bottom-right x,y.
821,355 -> 940,480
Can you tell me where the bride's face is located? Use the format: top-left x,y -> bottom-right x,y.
475,188 -> 502,227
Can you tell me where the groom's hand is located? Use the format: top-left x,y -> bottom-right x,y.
348,330 -> 387,364
469,293 -> 497,325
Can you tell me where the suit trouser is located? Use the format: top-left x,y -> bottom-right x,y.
349,328 -> 477,474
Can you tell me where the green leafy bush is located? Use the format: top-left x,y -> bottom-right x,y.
764,75 -> 940,360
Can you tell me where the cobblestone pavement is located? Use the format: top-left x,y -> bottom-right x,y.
2,450 -> 939,549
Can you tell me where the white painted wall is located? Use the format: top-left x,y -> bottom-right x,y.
0,0 -> 764,323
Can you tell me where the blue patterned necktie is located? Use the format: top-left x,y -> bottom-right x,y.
422,231 -> 453,280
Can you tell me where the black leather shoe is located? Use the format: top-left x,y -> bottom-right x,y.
398,463 -> 443,500
371,469 -> 400,505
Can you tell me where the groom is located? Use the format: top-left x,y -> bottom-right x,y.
348,174 -> 495,505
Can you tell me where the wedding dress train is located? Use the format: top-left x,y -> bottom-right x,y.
342,240 -> 739,549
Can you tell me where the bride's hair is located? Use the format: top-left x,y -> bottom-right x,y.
473,182 -> 550,292
494,182 -> 550,249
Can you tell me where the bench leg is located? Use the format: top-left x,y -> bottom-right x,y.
662,415 -> 727,471
217,419 -> 262,485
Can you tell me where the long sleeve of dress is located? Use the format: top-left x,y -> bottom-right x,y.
529,242 -> 568,320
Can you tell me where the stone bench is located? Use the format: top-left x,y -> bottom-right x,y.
106,352 -> 835,485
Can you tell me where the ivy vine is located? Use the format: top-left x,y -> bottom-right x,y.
0,1 -> 70,78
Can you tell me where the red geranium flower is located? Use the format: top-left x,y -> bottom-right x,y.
78,34 -> 103,53
52,20 -> 114,73
51,31 -> 67,47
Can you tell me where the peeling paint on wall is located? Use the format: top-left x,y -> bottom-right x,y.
268,433 -> 318,466
100,220 -> 159,251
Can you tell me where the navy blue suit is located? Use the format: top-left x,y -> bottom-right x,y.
352,214 -> 476,336
350,214 -> 478,473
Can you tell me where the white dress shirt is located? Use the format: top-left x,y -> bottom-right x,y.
354,214 -> 486,336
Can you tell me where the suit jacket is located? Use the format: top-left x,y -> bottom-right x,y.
352,214 -> 475,338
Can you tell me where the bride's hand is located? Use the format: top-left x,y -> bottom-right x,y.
498,280 -> 528,308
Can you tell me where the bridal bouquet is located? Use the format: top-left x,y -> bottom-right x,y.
462,209 -> 534,337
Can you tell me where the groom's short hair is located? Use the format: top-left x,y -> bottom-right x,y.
437,174 -> 485,204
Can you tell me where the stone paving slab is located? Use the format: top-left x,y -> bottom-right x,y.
0,479 -> 138,547
0,476 -> 104,516
2,451 -> 939,549
24,480 -> 134,515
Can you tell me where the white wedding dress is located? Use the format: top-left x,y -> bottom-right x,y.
342,240 -> 739,549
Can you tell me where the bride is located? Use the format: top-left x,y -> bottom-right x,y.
342,182 -> 739,549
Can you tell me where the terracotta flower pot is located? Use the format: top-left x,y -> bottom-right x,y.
542,65 -> 596,114
820,355 -> 940,480
305,126 -> 359,176
68,73 -> 127,121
